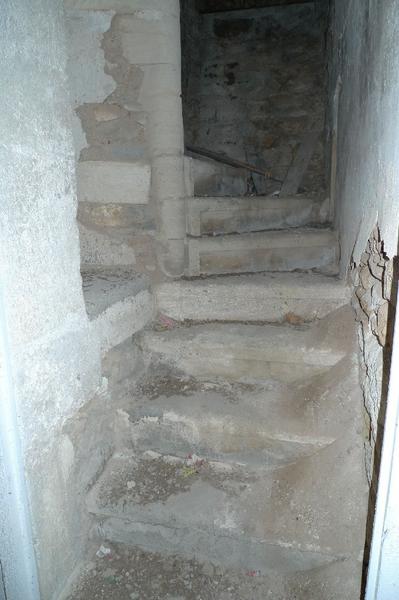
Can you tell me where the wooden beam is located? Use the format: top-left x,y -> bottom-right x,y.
197,0 -> 315,14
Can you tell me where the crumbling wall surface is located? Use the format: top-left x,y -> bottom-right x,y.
350,230 -> 395,483
186,3 -> 327,195
0,1 -> 105,598
64,0 -> 187,278
330,0 -> 399,477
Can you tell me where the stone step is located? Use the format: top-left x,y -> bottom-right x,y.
138,308 -> 352,384
125,352 -> 361,468
87,437 -> 366,575
65,540 -> 363,600
82,270 -> 154,354
120,304 -> 359,463
123,358 -> 358,468
155,271 -> 350,323
187,228 -> 339,276
187,195 -> 327,236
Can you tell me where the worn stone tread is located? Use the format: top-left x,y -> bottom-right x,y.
122,354 -> 361,469
155,271 -> 350,323
87,441 -> 366,574
139,307 -> 353,383
64,542 -> 363,600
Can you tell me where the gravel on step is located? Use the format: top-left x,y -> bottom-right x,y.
65,543 -> 285,600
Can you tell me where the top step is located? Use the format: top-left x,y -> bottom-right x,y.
187,194 -> 328,236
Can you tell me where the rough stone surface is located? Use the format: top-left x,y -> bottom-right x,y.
182,3 -> 328,196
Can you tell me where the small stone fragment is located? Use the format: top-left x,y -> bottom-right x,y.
96,545 -> 112,558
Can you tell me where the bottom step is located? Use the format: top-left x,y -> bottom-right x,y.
87,436 -> 366,577
64,542 -> 363,600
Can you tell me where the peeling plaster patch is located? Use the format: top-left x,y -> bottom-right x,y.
64,8 -> 116,155
64,9 -> 115,104
351,228 -> 395,483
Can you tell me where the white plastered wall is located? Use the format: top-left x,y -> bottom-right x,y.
0,1 -> 103,597
329,0 -> 399,273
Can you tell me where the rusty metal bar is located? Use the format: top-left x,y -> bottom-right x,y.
186,144 -> 283,183
197,0 -> 315,14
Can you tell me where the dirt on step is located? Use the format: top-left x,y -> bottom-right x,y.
65,543 -> 284,600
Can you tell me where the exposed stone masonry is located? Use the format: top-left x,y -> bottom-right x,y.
182,3 -> 328,195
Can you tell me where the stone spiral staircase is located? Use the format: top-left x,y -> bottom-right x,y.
71,159 -> 367,599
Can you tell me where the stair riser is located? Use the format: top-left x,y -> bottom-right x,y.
187,236 -> 339,276
140,350 -> 343,385
129,419 -> 332,468
148,357 -> 330,383
187,197 -> 326,236
95,518 -> 336,574
155,273 -> 350,323
156,287 -> 348,323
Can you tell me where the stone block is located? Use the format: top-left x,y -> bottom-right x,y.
116,15 -> 180,66
82,270 -> 155,354
77,160 -> 151,204
187,228 -> 339,276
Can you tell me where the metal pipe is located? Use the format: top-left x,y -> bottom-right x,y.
186,144 -> 283,183
366,283 -> 399,599
0,285 -> 40,600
